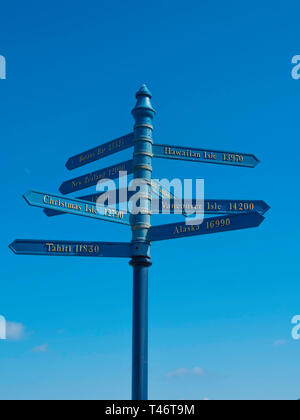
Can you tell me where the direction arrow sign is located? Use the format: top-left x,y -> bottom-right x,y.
44,188 -> 136,217
153,144 -> 259,168
156,199 -> 270,216
151,179 -> 176,200
59,160 -> 134,195
23,191 -> 131,225
9,240 -> 132,258
147,212 -> 265,242
150,180 -> 189,217
44,194 -> 270,218
46,181 -> 183,218
66,133 -> 135,170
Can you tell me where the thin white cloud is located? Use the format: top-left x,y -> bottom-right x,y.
166,366 -> 206,378
192,367 -> 205,376
273,339 -> 287,347
32,344 -> 48,353
166,368 -> 189,378
6,322 -> 26,341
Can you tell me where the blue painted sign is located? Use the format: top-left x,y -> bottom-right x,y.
153,144 -> 259,168
23,191 -> 131,225
44,189 -> 136,217
59,160 -> 134,195
151,180 -> 176,200
155,199 -> 270,216
44,192 -> 270,218
66,133 -> 135,170
150,180 -> 189,217
147,212 -> 265,242
9,240 -> 132,258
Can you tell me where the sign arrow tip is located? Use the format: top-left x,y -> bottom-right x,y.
252,155 -> 260,167
65,159 -> 73,171
58,185 -> 66,195
43,208 -> 52,217
8,241 -> 17,254
264,203 -> 271,214
23,191 -> 31,205
256,212 -> 265,225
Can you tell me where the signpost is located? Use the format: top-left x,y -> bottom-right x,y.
43,188 -> 136,217
59,159 -> 134,195
147,212 -> 265,242
156,198 -> 270,216
66,133 -> 135,170
9,240 -> 133,258
23,190 -> 131,225
153,144 -> 259,168
45,196 -> 270,218
9,85 -> 270,401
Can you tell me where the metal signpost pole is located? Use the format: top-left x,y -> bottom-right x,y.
9,83 -> 269,401
130,85 -> 155,401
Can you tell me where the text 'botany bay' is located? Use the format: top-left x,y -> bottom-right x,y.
66,133 -> 135,170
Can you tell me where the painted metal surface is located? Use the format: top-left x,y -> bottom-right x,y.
131,256 -> 151,401
130,84 -> 155,401
59,160 -> 134,195
154,198 -> 270,216
147,212 -> 265,242
44,189 -> 136,217
8,85 -> 270,403
66,133 -> 134,170
23,190 -> 131,225
9,240 -> 132,258
153,144 -> 259,168
44,194 -> 270,218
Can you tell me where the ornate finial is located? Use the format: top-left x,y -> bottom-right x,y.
136,84 -> 152,98
132,84 -> 155,116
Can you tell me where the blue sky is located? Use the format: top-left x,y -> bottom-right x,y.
0,0 -> 300,400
